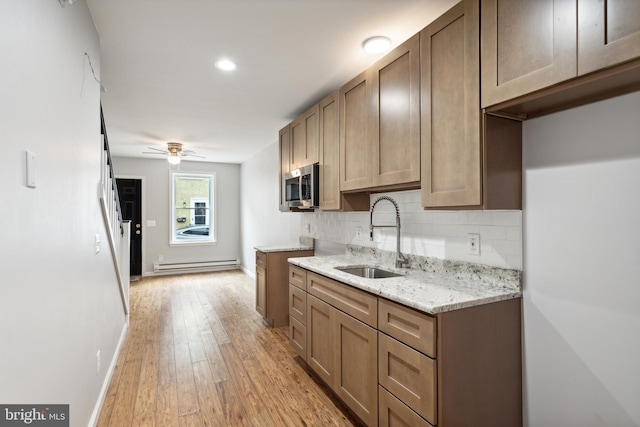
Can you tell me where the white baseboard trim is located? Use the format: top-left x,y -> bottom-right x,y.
241,265 -> 254,279
88,319 -> 129,427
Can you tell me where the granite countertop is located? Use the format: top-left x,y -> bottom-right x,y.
254,236 -> 314,254
287,247 -> 522,315
254,245 -> 314,253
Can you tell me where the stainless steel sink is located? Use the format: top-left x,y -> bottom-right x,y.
334,265 -> 404,279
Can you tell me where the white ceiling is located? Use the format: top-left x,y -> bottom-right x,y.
87,0 -> 458,164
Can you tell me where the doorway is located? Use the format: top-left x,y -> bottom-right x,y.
116,178 -> 142,276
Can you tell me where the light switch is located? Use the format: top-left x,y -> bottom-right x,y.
26,151 -> 37,188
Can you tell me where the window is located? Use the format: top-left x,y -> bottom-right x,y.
170,172 -> 215,245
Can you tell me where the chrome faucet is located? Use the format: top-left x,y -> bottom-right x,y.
370,196 -> 407,268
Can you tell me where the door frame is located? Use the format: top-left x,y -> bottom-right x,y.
116,175 -> 146,276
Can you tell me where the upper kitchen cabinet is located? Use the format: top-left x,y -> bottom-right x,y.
319,91 -> 369,211
340,69 -> 373,192
481,0 -> 577,108
370,33 -> 421,188
421,1 -> 481,208
279,125 -> 291,212
319,92 -> 341,210
482,0 -> 640,117
422,0 -> 522,210
340,34 -> 421,193
578,0 -> 640,75
290,104 -> 319,169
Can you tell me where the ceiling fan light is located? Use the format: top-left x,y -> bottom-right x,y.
362,36 -> 391,54
168,153 -> 181,165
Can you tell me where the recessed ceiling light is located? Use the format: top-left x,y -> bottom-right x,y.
215,59 -> 237,71
362,36 -> 392,54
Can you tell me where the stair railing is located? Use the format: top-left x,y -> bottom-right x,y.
99,106 -> 130,315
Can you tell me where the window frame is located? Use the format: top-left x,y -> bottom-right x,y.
170,172 -> 216,246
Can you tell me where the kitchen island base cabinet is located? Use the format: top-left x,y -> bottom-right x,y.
255,249 -> 313,327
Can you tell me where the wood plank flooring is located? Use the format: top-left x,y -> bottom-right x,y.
97,270 -> 363,427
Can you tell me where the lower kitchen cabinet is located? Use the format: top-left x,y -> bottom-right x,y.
379,386 -> 432,427
289,316 -> 307,360
334,309 -> 378,426
255,249 -> 313,327
306,294 -> 335,386
378,332 -> 436,425
288,265 -> 522,427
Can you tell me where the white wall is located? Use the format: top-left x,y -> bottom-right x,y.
0,1 -> 126,426
112,157 -> 241,275
302,191 -> 523,269
240,142 -> 302,275
240,143 -> 522,271
522,91 -> 640,426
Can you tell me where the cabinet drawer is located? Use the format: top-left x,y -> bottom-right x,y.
289,284 -> 307,324
379,298 -> 436,358
256,251 -> 267,269
379,386 -> 433,427
289,265 -> 307,290
379,332 -> 436,425
307,272 -> 377,327
289,316 -> 307,361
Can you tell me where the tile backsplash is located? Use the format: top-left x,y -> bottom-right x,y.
301,190 -> 523,270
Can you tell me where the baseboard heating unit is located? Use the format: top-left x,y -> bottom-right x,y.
153,259 -> 240,274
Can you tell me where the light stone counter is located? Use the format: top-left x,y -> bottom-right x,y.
254,236 -> 314,253
288,246 -> 521,315
254,245 -> 314,253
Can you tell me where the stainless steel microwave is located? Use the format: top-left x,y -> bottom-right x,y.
282,163 -> 319,209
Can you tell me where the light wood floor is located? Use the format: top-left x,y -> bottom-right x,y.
96,270 -> 362,427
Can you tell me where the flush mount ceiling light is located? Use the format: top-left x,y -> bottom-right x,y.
58,0 -> 76,6
362,36 -> 392,54
215,59 -> 237,72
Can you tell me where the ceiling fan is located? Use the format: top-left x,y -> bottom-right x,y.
143,142 -> 205,165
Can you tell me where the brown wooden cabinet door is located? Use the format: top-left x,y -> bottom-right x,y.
334,309 -> 378,427
289,284 -> 307,324
481,0 -> 577,108
421,0 -> 482,208
378,333 -> 437,425
279,125 -> 290,212
379,386 -> 433,427
306,294 -> 335,388
319,91 -> 341,210
578,0 -> 640,75
290,116 -> 305,169
370,33 -> 421,188
289,316 -> 307,361
290,104 -> 319,169
340,69 -> 373,191
256,265 -> 266,318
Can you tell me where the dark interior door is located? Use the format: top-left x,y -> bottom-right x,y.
116,178 -> 142,276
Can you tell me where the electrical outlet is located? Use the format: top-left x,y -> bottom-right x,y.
355,226 -> 363,241
467,233 -> 480,255
306,223 -> 311,233
96,350 -> 101,374
158,254 -> 163,262
95,233 -> 100,254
